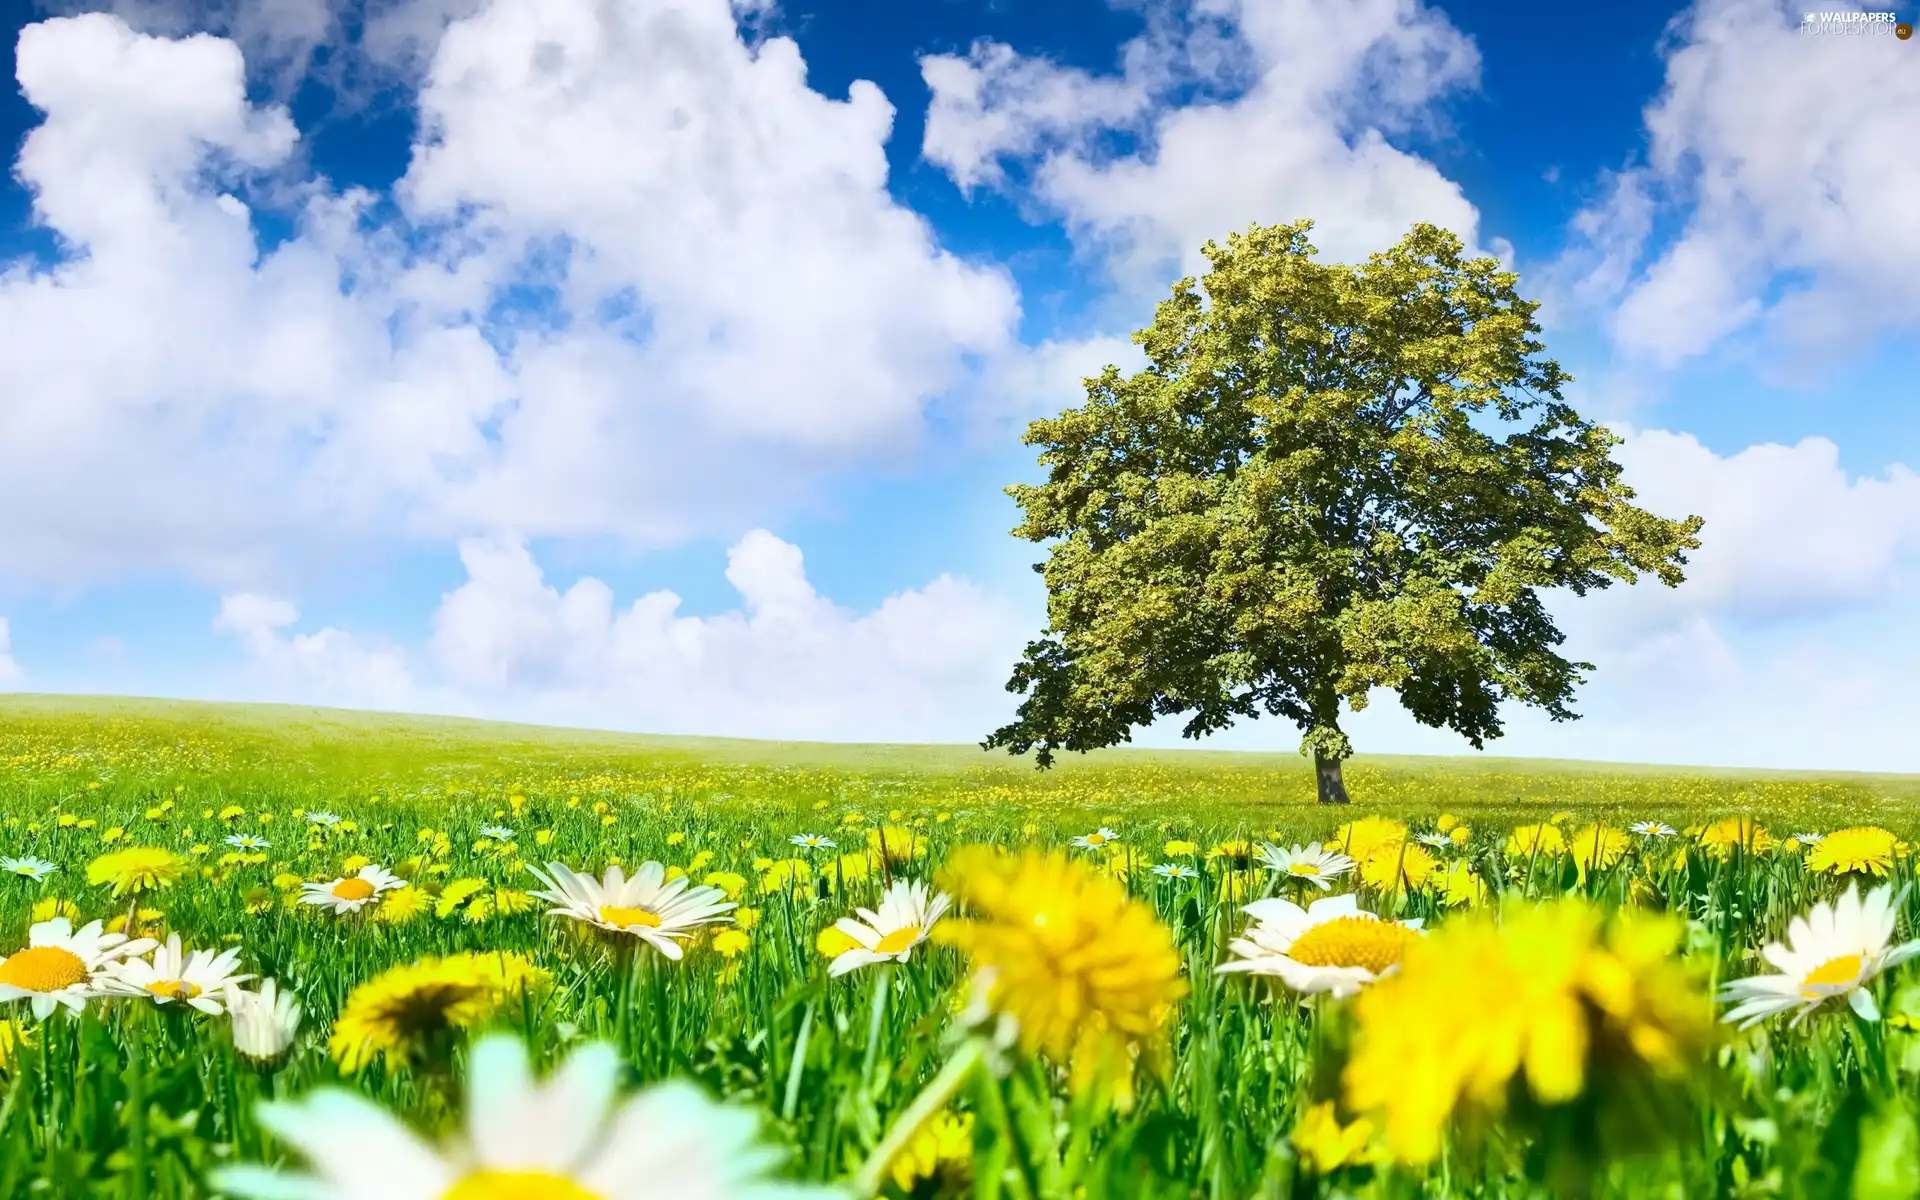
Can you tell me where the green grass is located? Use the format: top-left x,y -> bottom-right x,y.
0,694 -> 1917,1198
1,693 -> 1913,829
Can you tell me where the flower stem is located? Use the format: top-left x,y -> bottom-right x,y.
851,1037 -> 987,1198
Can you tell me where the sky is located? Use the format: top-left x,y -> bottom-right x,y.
0,0 -> 1916,770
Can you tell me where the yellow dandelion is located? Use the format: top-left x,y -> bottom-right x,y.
934,847 -> 1185,1106
1336,817 -> 1408,865
817,925 -> 861,958
1697,816 -> 1775,861
1359,842 -> 1438,893
868,826 -> 927,866
1568,826 -> 1630,884
1806,827 -> 1905,877
329,951 -> 548,1074
888,1111 -> 974,1195
1505,824 -> 1566,860
1291,1101 -> 1379,1175
85,847 -> 187,898
712,929 -> 752,958
31,898 -> 81,924
1343,899 -> 1713,1167
1163,839 -> 1198,857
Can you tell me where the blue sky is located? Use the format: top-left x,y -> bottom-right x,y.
0,0 -> 1917,769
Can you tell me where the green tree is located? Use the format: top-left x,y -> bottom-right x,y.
983,220 -> 1704,804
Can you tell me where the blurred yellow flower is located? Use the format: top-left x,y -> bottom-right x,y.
1697,816 -> 1775,860
1291,1101 -> 1379,1175
1806,827 -> 1905,877
86,847 -> 187,897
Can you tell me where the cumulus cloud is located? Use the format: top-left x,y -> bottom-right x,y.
0,620 -> 23,688
0,4 -> 1018,590
210,530 -> 1028,739
1552,0 -> 1920,366
921,0 -> 1489,291
212,593 -> 416,704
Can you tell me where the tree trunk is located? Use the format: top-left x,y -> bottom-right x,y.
1313,750 -> 1351,805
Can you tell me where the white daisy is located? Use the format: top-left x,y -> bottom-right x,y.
1630,821 -> 1678,838
228,978 -> 303,1062
1070,828 -> 1119,850
479,825 -> 515,842
1153,863 -> 1198,880
1720,882 -> 1920,1028
304,812 -> 343,828
0,917 -> 156,1019
1254,842 -> 1357,891
1791,832 -> 1826,845
99,933 -> 253,1015
0,856 -> 57,881
828,879 -> 952,977
525,861 -> 735,961
1215,893 -> 1423,998
211,1033 -> 841,1200
789,833 -> 836,850
1415,832 -> 1454,850
299,865 -> 403,914
223,834 -> 271,851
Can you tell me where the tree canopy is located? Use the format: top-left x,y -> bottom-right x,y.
983,220 -> 1704,801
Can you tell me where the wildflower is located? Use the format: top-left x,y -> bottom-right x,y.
1568,825 -> 1630,883
85,847 -> 187,897
935,847 -> 1185,1104
436,878 -> 489,919
1256,842 -> 1356,891
1152,863 -> 1198,880
711,929 -> 751,958
1505,824 -> 1566,860
1630,821 -> 1677,838
0,856 -> 56,882
1791,832 -> 1826,845
1437,861 -> 1489,908
299,865 -> 403,914
702,871 -> 749,901
243,888 -> 275,915
223,833 -> 271,852
227,978 -> 302,1063
829,879 -> 952,977
1806,827 -> 1905,878
1415,832 -> 1454,850
213,1034 -> 839,1200
888,1111 -> 974,1195
817,925 -> 861,958
99,933 -> 252,1014
376,887 -> 428,925
328,951 -> 549,1074
1335,817 -> 1408,865
1071,827 -> 1119,850
478,824 -> 515,842
1720,883 -> 1920,1027
1163,839 -> 1199,857
0,918 -> 155,1019
1291,1101 -> 1380,1175
1216,894 -> 1422,998
218,806 -> 245,822
1359,842 -> 1438,893
525,861 -> 735,960
868,825 -> 927,866
0,1020 -> 30,1073
1698,816 -> 1775,860
31,897 -> 80,923
790,833 -> 836,850
1344,900 -> 1713,1166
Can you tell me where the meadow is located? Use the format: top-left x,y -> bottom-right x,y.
0,696 -> 1918,1198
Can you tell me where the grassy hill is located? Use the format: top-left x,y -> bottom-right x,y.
0,693 -> 1911,828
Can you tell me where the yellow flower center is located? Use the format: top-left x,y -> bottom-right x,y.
874,926 -> 923,954
441,1169 -> 604,1200
0,946 -> 89,993
1286,917 -> 1418,974
1290,863 -> 1322,876
598,905 -> 662,929
1084,834 -> 1107,846
147,979 -> 203,1001
1801,953 -> 1866,995
332,878 -> 377,901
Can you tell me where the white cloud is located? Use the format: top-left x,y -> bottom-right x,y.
0,5 -> 1020,591
0,620 -> 23,688
424,530 -> 1028,740
212,593 -> 416,703
210,530 -> 1029,740
920,0 -> 1488,290
1554,0 -> 1920,366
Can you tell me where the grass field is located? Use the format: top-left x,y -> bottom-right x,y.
0,694 -> 1917,1197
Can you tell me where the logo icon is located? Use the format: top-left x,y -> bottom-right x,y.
1897,20 -> 1913,37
